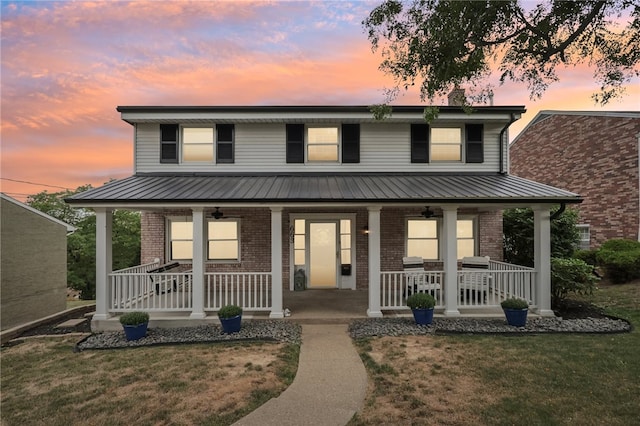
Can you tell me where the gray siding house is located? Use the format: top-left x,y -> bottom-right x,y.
1,193 -> 75,330
67,104 -> 581,331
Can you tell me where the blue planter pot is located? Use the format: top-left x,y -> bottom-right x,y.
220,315 -> 242,334
122,322 -> 148,341
411,308 -> 434,325
503,308 -> 528,327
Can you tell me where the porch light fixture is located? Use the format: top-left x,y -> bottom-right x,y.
363,225 -> 370,235
211,207 -> 224,220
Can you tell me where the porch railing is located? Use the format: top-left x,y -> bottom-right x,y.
109,269 -> 193,312
205,273 -> 272,311
380,271 -> 445,309
380,261 -> 536,310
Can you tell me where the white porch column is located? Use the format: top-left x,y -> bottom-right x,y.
534,206 -> 554,316
269,207 -> 284,318
94,208 -> 113,321
190,208 -> 206,319
367,206 -> 383,317
442,206 -> 460,316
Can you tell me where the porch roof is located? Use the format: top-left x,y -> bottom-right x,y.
66,173 -> 581,206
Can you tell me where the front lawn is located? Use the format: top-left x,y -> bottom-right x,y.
351,283 -> 640,425
1,339 -> 299,426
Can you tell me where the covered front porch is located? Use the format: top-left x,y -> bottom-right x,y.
66,173 -> 580,331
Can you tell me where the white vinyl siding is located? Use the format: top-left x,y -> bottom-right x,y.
135,122 -> 505,173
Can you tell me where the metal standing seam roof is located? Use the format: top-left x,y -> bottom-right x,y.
66,173 -> 581,205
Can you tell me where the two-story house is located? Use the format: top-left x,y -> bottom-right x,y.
67,103 -> 581,331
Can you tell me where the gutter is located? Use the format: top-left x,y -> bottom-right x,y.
499,113 -> 519,175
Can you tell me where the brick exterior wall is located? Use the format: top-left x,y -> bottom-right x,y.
141,207 -> 504,290
510,114 -> 640,248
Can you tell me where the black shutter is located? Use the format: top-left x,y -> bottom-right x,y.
216,124 -> 234,163
341,124 -> 360,163
286,124 -> 304,163
160,124 -> 178,163
465,124 -> 483,163
411,123 -> 429,163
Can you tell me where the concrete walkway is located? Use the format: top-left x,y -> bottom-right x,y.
233,324 -> 368,426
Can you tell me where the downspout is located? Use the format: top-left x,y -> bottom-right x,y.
499,113 -> 518,175
550,203 -> 566,220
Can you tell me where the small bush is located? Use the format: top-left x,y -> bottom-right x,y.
600,239 -> 640,252
406,292 -> 436,309
119,311 -> 149,326
218,304 -> 242,319
574,249 -> 598,266
596,248 -> 640,284
500,297 -> 529,310
551,257 -> 599,306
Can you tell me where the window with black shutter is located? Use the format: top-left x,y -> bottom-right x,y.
216,124 -> 234,163
160,124 -> 179,163
465,124 -> 484,163
341,123 -> 360,163
286,124 -> 305,163
411,123 -> 429,163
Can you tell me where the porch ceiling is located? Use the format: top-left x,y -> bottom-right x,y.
66,173 -> 581,206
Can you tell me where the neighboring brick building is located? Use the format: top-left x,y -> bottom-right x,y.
510,111 -> 640,249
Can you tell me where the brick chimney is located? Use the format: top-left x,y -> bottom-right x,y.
447,88 -> 466,106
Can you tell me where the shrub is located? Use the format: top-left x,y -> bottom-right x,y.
500,297 -> 529,310
119,311 -> 149,326
503,207 -> 580,267
574,249 -> 598,266
551,257 -> 599,306
596,248 -> 640,284
600,239 -> 640,252
406,292 -> 436,309
218,304 -> 242,319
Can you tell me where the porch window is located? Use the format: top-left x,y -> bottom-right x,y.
457,219 -> 476,259
340,219 -> 352,264
431,128 -> 461,161
208,220 -> 240,261
308,126 -> 338,162
183,127 -> 214,162
293,219 -> 306,267
406,218 -> 476,259
169,218 -> 193,260
167,217 -> 240,261
407,219 -> 439,260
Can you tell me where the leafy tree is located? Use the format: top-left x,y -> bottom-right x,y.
364,0 -> 639,110
27,186 -> 141,299
26,185 -> 92,226
503,206 -> 580,267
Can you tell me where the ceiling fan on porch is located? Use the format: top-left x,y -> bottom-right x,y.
421,206 -> 442,219
211,207 -> 224,220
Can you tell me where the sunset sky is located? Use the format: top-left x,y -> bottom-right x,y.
2,0 -> 638,202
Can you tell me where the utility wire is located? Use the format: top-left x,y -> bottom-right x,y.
0,177 -> 69,190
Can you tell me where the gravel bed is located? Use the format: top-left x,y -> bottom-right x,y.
75,320 -> 302,351
349,316 -> 632,339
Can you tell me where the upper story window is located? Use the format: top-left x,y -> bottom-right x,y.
183,127 -> 214,162
286,123 -> 360,164
308,127 -> 339,162
431,128 -> 462,161
410,124 -> 483,164
160,124 -> 234,164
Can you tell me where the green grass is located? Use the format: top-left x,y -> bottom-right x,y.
352,283 -> 640,426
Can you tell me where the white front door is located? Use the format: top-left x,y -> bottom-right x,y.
307,221 -> 338,288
